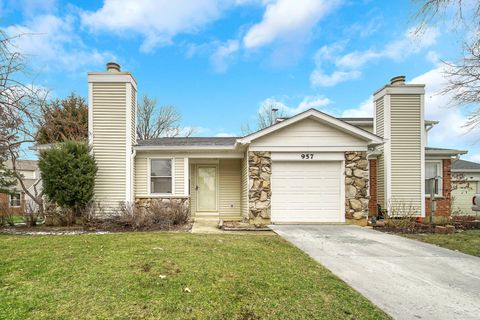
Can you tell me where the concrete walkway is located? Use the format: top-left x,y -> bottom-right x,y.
190,219 -> 225,234
270,225 -> 480,320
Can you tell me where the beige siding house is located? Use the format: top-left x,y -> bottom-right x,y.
88,64 -> 466,224
451,159 -> 480,216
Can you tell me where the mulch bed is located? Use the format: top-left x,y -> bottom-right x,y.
0,221 -> 193,235
373,216 -> 480,234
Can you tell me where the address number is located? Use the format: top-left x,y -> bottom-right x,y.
301,153 -> 314,160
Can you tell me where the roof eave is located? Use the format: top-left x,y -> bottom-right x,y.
133,145 -> 238,151
425,149 -> 468,156
451,169 -> 480,173
239,108 -> 384,144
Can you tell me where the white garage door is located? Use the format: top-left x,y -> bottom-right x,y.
451,181 -> 477,215
271,161 -> 342,223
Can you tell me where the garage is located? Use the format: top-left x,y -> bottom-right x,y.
271,161 -> 343,223
451,181 -> 478,215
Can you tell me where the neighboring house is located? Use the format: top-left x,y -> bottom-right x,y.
0,160 -> 40,214
451,159 -> 480,216
87,63 -> 466,224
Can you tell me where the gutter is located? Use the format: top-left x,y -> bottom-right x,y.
133,145 -> 238,151
425,149 -> 468,156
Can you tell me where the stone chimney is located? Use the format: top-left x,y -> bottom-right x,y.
88,63 -> 137,214
373,76 -> 426,216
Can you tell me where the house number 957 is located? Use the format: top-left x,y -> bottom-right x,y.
301,153 -> 314,159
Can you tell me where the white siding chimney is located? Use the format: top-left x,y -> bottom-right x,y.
374,76 -> 425,216
88,63 -> 137,214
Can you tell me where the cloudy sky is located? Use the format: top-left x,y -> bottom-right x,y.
2,0 -> 479,160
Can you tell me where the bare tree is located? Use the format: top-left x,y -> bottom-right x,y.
136,95 -> 194,140
0,29 -> 48,215
414,0 -> 480,127
241,100 -> 287,135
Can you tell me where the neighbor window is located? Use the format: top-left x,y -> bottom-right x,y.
150,159 -> 173,194
425,161 -> 443,197
9,193 -> 21,207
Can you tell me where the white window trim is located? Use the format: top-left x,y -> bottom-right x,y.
148,157 -> 175,196
425,160 -> 443,198
9,193 -> 21,208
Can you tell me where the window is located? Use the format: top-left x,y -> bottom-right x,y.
9,193 -> 21,207
150,159 -> 173,194
425,161 -> 443,197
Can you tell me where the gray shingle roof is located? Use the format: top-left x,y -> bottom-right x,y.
136,137 -> 239,147
337,117 -> 373,122
5,159 -> 38,171
452,159 -> 480,171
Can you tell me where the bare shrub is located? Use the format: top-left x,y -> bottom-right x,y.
43,202 -> 76,226
23,201 -> 41,227
114,200 -> 190,231
384,200 -> 421,233
0,202 -> 15,226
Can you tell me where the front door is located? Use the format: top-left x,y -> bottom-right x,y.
196,166 -> 217,212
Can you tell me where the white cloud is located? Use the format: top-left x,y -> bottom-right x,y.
411,65 -> 477,148
4,14 -> 113,72
243,0 -> 341,49
340,97 -> 373,118
310,27 -> 439,87
310,69 -> 361,87
81,0 -> 228,53
297,95 -> 331,110
337,65 -> 480,157
337,27 -> 439,69
210,39 -> 240,73
309,43 -> 361,86
426,51 -> 440,64
215,132 -> 238,137
260,95 -> 332,116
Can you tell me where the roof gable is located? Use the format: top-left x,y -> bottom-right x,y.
239,108 -> 383,145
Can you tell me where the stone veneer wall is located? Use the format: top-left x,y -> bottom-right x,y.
368,159 -> 377,216
248,151 -> 271,224
345,151 -> 369,220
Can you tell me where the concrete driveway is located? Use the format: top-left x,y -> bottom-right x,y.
270,225 -> 480,320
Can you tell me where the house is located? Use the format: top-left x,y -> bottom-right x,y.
451,159 -> 480,215
88,63 -> 466,224
0,160 -> 39,214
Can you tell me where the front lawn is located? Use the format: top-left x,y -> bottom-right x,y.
0,233 -> 389,319
405,230 -> 480,257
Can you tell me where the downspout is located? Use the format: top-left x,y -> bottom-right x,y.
131,149 -> 136,203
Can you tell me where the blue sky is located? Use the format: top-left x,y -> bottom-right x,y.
2,0 -> 479,160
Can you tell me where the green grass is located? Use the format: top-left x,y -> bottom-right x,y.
11,215 -> 24,224
0,233 -> 389,320
406,230 -> 480,257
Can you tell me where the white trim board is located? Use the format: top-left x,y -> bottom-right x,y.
238,109 -> 384,146
248,146 -> 369,152
147,157 -> 176,197
271,152 -> 344,161
125,83 -> 133,203
87,73 -> 137,90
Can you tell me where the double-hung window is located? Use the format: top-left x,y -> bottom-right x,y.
425,161 -> 443,197
9,193 -> 21,207
150,159 -> 173,194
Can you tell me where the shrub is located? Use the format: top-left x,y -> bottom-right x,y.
22,201 -> 41,227
0,203 -> 15,226
105,200 -> 191,231
39,141 -> 97,222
